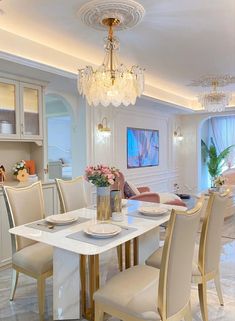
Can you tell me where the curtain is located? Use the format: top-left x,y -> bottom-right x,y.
210,116 -> 235,168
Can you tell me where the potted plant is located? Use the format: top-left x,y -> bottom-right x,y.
201,138 -> 234,187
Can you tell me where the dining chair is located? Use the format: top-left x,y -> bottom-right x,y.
56,176 -> 87,213
93,198 -> 204,321
146,191 -> 229,321
3,181 -> 53,321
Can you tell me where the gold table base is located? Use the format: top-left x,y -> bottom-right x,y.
80,237 -> 139,320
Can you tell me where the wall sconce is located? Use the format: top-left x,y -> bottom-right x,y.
174,127 -> 184,141
97,117 -> 111,137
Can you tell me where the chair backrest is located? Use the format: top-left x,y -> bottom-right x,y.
3,181 -> 45,251
158,197 -> 204,320
199,191 -> 229,275
56,176 -> 87,213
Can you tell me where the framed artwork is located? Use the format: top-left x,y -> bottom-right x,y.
127,127 -> 159,168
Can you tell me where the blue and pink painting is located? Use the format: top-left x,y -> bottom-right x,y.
127,127 -> 159,168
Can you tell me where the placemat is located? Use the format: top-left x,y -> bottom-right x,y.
26,217 -> 91,233
66,226 -> 138,246
127,210 -> 170,221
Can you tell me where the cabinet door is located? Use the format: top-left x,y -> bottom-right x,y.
20,83 -> 43,140
0,78 -> 20,139
0,193 -> 12,267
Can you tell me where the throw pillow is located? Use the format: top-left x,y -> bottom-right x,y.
158,192 -> 181,203
126,181 -> 140,195
124,181 -> 139,198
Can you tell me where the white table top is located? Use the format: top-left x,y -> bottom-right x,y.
9,200 -> 186,256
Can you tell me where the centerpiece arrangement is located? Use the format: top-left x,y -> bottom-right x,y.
85,165 -> 119,220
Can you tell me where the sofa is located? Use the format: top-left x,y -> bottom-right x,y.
112,172 -> 187,207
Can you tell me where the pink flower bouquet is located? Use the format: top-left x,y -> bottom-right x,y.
85,165 -> 119,187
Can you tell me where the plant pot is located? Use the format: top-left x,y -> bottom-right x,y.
96,186 -> 111,221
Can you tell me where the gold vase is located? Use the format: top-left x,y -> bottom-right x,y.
110,190 -> 122,213
97,186 -> 111,220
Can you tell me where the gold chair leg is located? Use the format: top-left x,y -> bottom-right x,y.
95,303 -> 104,321
214,272 -> 224,306
198,281 -> 209,321
10,269 -> 19,301
117,245 -> 123,271
37,276 -> 45,321
184,301 -> 192,321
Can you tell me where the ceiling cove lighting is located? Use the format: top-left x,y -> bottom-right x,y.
77,0 -> 145,107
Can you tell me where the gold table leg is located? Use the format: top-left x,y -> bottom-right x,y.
125,241 -> 131,269
133,237 -> 139,266
80,255 -> 87,317
89,254 -> 100,320
117,245 -> 123,271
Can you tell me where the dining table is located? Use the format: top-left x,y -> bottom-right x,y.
9,199 -> 186,321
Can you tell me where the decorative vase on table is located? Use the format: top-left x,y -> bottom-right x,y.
110,190 -> 122,213
85,164 -> 120,221
97,186 -> 111,221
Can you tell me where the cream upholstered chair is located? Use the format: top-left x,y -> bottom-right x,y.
94,198 -> 204,321
56,176 -> 87,212
3,181 -> 53,321
146,191 -> 229,321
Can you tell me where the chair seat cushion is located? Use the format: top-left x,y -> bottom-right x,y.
145,247 -> 163,269
94,265 -> 161,321
13,242 -> 53,275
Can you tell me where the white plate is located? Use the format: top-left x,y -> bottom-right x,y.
84,226 -> 121,238
138,206 -> 168,216
85,223 -> 122,238
46,214 -> 77,225
88,223 -> 121,235
122,199 -> 128,207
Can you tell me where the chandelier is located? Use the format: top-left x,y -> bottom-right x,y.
199,80 -> 231,112
77,0 -> 145,107
189,75 -> 235,112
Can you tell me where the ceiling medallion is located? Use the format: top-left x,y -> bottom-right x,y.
189,75 -> 235,112
77,0 -> 145,107
77,0 -> 145,31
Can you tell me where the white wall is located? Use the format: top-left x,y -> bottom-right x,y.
86,99 -> 182,194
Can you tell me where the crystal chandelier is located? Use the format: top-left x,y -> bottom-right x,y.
77,17 -> 144,107
190,75 -> 235,112
198,80 -> 231,112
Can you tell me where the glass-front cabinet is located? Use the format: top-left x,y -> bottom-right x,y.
20,83 -> 43,139
0,78 -> 20,138
0,77 -> 43,141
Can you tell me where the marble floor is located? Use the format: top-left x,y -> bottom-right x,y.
0,216 -> 234,321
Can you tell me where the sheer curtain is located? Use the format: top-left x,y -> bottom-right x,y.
210,116 -> 235,168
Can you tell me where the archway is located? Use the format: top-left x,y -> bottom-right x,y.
199,114 -> 235,190
45,94 -> 74,179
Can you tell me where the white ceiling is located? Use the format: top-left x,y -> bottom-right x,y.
0,0 -> 234,109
